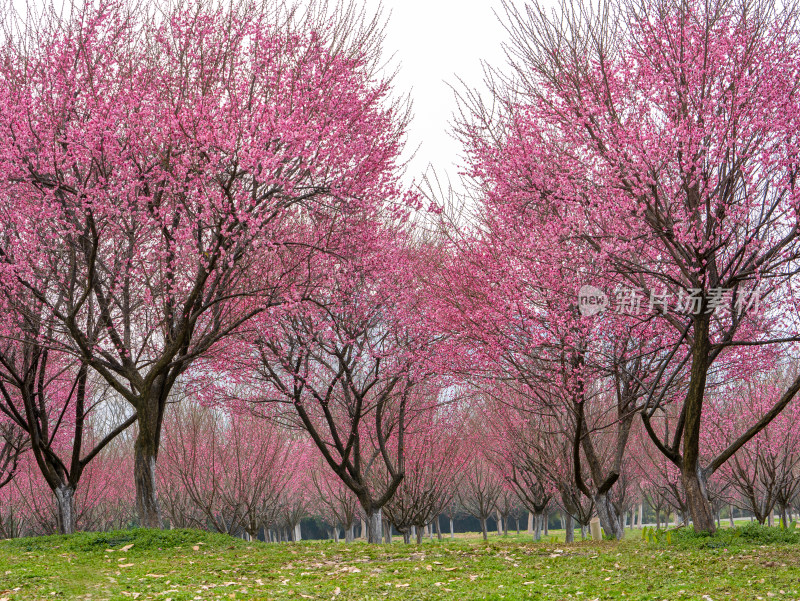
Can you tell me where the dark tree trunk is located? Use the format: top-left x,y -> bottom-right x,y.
480,517 -> 488,541
403,530 -> 411,544
134,400 -> 163,529
384,519 -> 392,543
134,431 -> 162,529
682,316 -> 716,534
682,467 -> 714,533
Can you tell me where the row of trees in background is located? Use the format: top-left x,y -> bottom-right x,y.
1,0 -> 800,541
1,395 -> 799,540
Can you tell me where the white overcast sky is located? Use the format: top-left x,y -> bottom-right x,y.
373,0 -> 519,188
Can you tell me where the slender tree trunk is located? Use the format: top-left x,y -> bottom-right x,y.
403,530 -> 411,544
384,519 -> 392,543
543,509 -> 549,536
564,512 -> 574,543
416,525 -> 423,544
361,518 -> 367,540
729,505 -> 735,528
638,503 -> 643,529
527,511 -> 533,534
656,509 -> 660,530
682,316 -> 716,534
54,484 -> 76,535
333,528 -> 340,543
436,516 -> 442,540
366,508 -> 382,544
449,518 -> 454,538
345,524 -> 354,542
480,517 -> 488,541
496,510 -> 502,536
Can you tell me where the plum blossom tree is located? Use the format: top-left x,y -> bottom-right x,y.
381,402 -> 467,544
455,0 -> 800,533
709,369 -> 800,525
0,0 -> 410,528
234,215 -> 440,544
310,457 -> 361,542
159,401 -> 297,537
0,298 -> 135,533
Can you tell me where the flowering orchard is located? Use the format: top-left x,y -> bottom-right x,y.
0,0 -> 799,542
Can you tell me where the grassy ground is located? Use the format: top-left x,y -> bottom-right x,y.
0,525 -> 798,600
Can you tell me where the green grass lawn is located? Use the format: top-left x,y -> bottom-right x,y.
0,525 -> 798,600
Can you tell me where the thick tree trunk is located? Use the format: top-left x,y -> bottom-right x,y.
682,467 -> 715,533
594,492 -> 624,540
366,508 -> 382,544
527,511 -> 533,533
345,524 -> 354,542
403,530 -> 411,544
416,526 -> 423,544
533,511 -> 542,541
134,410 -> 162,529
54,485 -> 76,535
564,512 -> 575,543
